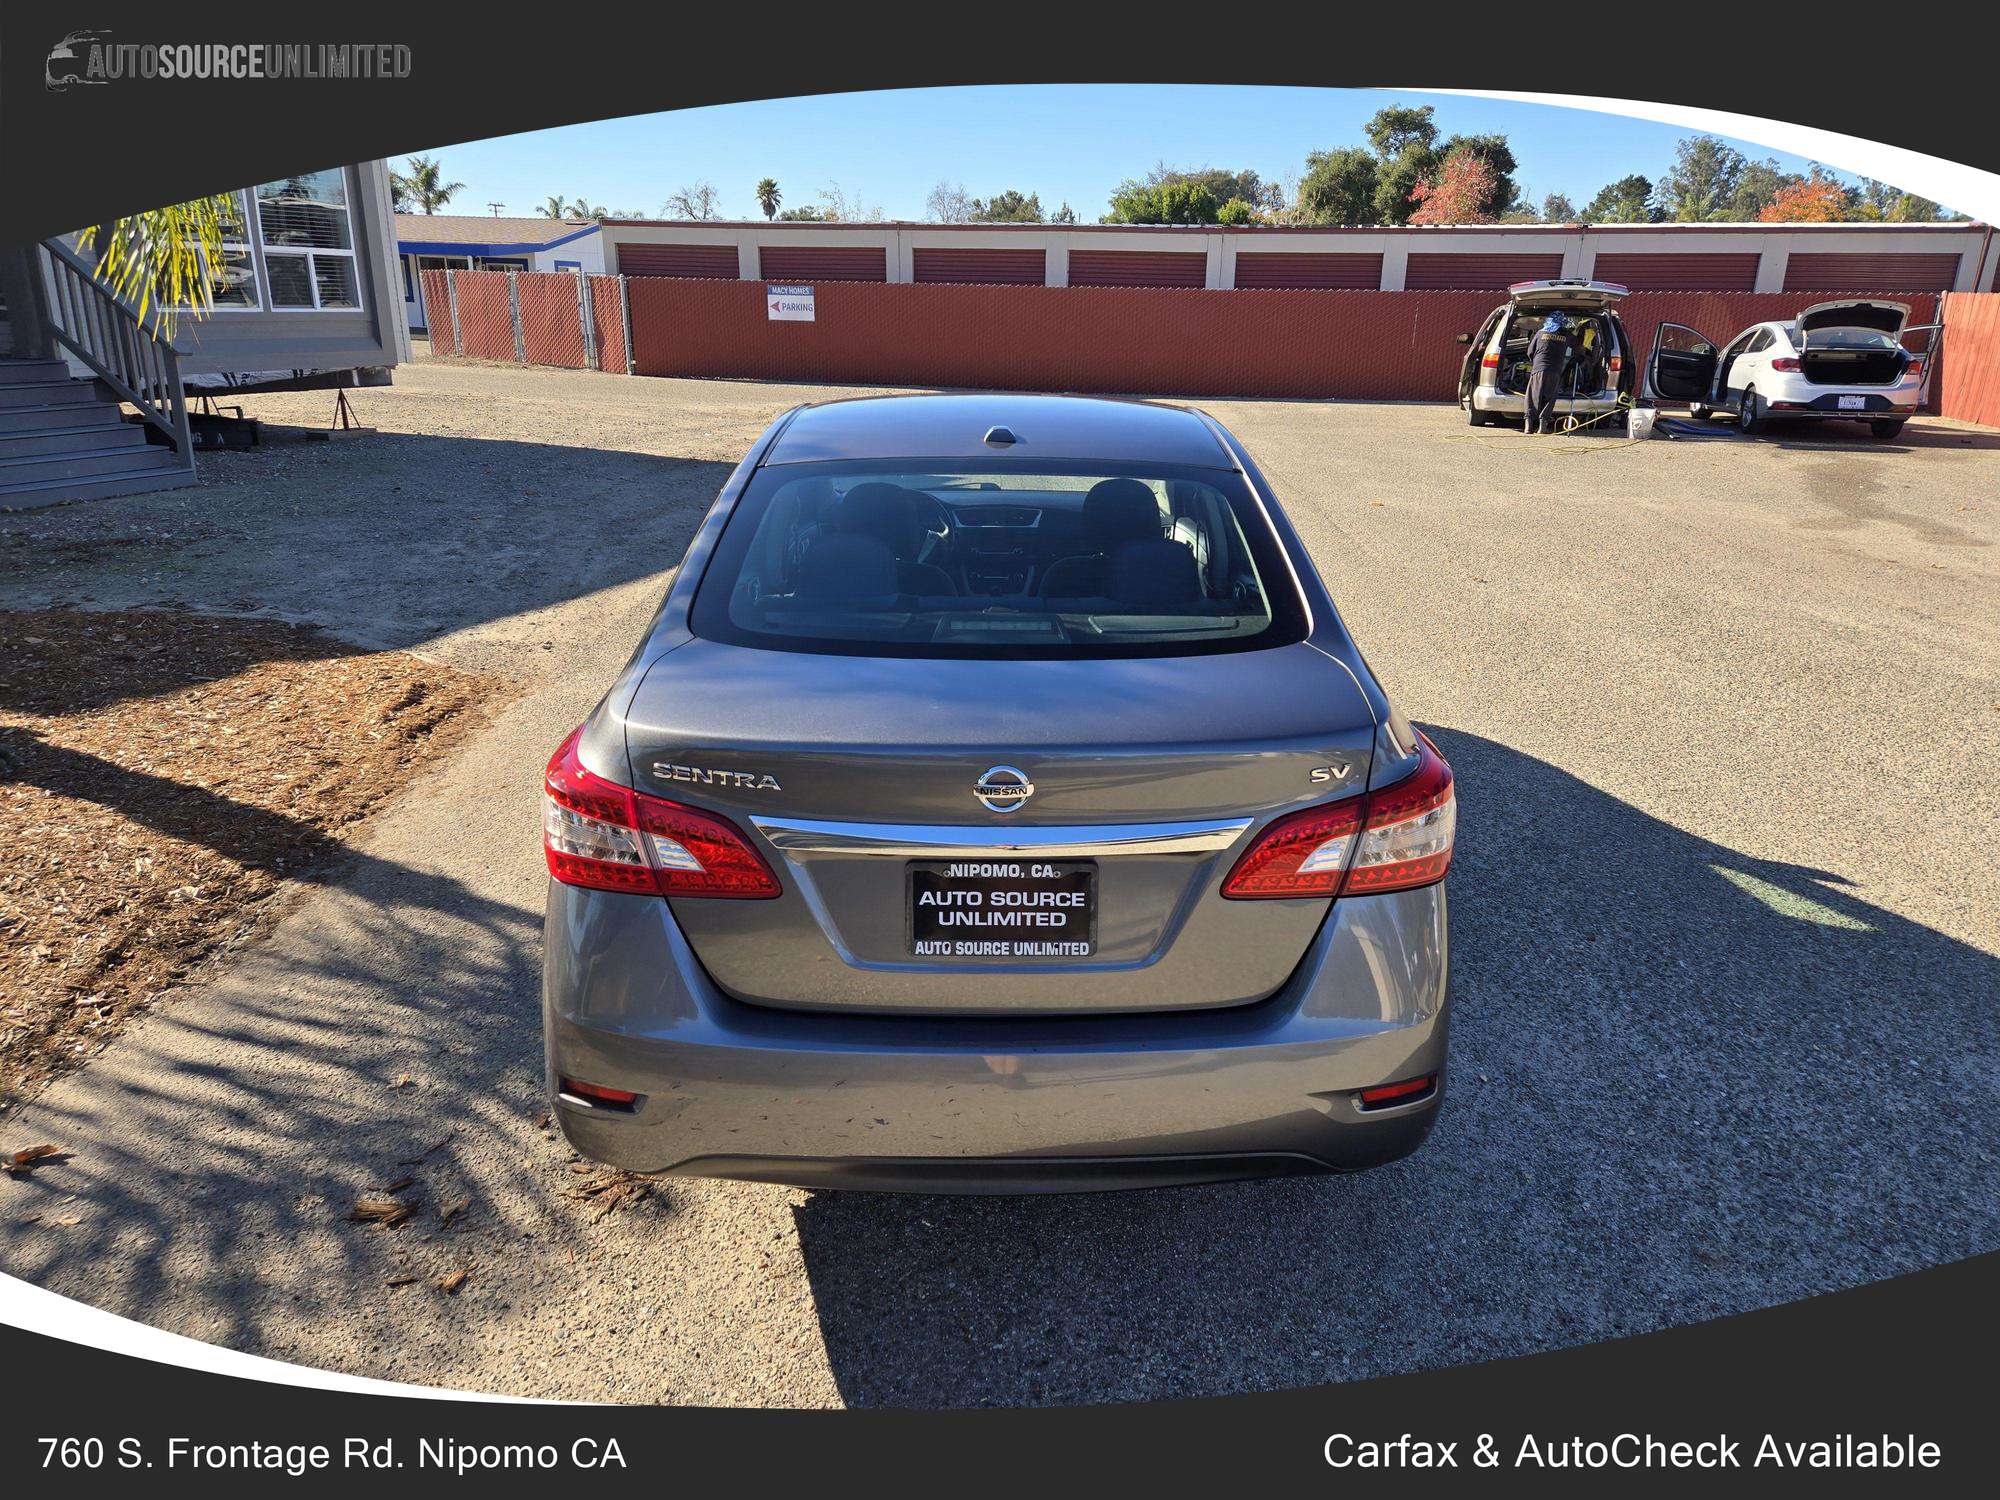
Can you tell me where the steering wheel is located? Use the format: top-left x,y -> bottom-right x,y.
912,493 -> 952,566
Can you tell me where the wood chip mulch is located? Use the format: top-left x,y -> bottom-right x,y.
1,608 -> 495,1118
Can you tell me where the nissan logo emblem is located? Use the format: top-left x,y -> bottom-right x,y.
973,765 -> 1035,813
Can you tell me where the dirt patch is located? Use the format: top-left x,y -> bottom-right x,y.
0,609 -> 498,1118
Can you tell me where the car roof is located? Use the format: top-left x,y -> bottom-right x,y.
761,393 -> 1236,469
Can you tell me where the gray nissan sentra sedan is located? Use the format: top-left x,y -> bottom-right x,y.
542,393 -> 1454,1193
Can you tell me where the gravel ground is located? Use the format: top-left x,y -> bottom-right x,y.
0,361 -> 1995,1407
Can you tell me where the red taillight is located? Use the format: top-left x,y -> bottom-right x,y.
1479,353 -> 1500,370
1608,354 -> 1623,375
1221,734 -> 1455,900
1770,356 -> 1801,372
1904,358 -> 1923,378
1357,1074 -> 1436,1109
542,727 -> 781,899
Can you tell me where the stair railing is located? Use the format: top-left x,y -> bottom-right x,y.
36,237 -> 193,458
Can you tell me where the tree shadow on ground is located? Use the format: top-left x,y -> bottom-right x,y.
0,428 -> 736,701
790,726 -> 2000,1408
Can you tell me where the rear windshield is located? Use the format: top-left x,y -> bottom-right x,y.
689,459 -> 1309,659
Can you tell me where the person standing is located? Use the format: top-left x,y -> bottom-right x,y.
1524,314 -> 1574,435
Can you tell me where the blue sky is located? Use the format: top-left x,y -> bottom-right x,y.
416,86 -> 1883,221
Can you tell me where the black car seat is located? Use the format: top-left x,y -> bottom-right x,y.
1040,478 -> 1164,597
836,483 -> 957,595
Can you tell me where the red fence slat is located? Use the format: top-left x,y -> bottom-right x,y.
589,275 -> 628,373
1939,292 -> 2000,429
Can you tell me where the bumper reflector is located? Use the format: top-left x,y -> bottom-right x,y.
560,1077 -> 640,1110
1356,1074 -> 1437,1110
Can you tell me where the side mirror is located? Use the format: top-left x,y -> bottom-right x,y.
1454,332 -> 1474,345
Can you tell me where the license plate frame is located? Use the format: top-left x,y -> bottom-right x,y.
906,859 -> 1097,960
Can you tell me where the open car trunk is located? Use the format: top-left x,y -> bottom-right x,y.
1496,310 -> 1621,398
1798,299 -> 1911,386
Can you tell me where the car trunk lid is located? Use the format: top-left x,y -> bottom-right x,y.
621,638 -> 1379,1014
1507,278 -> 1629,313
1797,299 -> 1910,347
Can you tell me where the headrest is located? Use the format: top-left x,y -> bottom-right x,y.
837,482 -> 922,556
799,531 -> 897,599
1107,538 -> 1201,612
1082,478 -> 1163,551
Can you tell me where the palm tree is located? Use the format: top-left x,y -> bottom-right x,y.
755,178 -> 781,221
78,194 -> 234,338
399,155 -> 464,215
538,195 -> 569,219
568,198 -> 606,219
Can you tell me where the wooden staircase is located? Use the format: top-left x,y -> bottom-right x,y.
0,356 -> 194,507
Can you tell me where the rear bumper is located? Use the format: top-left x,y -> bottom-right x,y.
1765,390 -> 1917,417
543,880 -> 1449,1193
1470,387 -> 1621,416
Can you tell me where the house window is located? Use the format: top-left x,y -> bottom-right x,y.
202,191 -> 261,309
255,169 -> 362,310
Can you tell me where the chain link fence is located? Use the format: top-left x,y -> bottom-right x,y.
421,268 -> 631,374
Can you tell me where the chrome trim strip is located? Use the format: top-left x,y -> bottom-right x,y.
749,815 -> 1252,859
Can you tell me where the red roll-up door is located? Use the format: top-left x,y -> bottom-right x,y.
1403,252 -> 1564,290
1232,252 -> 1383,289
1589,253 -> 1759,291
757,245 -> 888,282
1067,250 -> 1208,288
616,243 -> 741,278
1783,252 -> 1960,292
913,248 -> 1047,285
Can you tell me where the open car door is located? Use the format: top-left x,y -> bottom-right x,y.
1646,322 -> 1720,404
1901,322 -> 1942,408
1457,306 -> 1505,403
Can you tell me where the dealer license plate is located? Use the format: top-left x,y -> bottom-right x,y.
908,859 -> 1096,960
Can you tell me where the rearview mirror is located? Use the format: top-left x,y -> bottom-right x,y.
1454,332 -> 1473,345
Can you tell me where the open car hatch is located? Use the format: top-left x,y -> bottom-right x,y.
1798,299 -> 1910,348
1506,279 -> 1629,313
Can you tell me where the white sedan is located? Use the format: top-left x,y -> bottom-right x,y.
1645,299 -> 1935,440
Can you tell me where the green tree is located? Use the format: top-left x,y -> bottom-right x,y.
77,196 -> 235,338
1215,197 -> 1258,226
397,155 -> 463,215
777,205 -> 828,222
1541,192 -> 1577,223
970,189 -> 1044,223
1294,146 -> 1379,226
1363,104 -> 1437,159
1582,174 -> 1660,223
1050,202 -> 1077,224
1104,180 -> 1221,225
755,178 -> 781,220
537,195 -> 569,219
1726,159 -> 1792,220
1658,135 -> 1746,221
